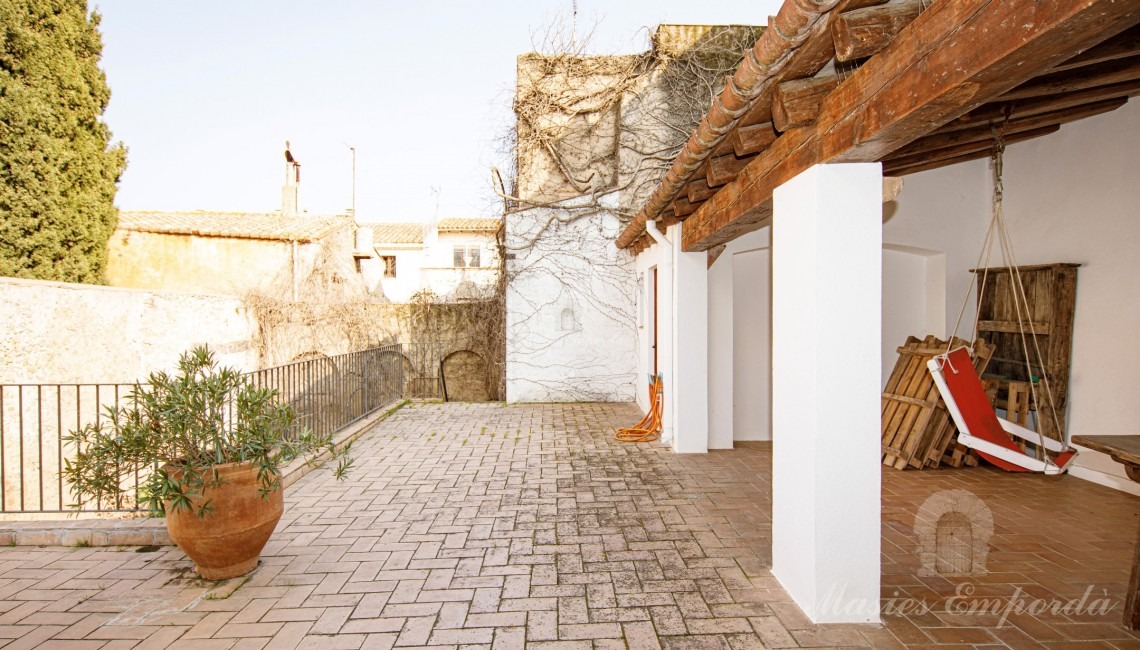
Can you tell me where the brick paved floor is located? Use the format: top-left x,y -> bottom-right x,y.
0,401 -> 1138,648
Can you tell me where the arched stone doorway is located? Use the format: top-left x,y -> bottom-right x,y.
441,350 -> 491,402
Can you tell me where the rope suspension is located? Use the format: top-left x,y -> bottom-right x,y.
946,115 -> 1068,464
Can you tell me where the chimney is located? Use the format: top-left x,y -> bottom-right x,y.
282,183 -> 298,216
283,140 -> 301,215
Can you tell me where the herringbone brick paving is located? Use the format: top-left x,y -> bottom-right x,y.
0,401 -> 1137,648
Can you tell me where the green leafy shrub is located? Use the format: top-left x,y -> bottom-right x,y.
64,347 -> 352,517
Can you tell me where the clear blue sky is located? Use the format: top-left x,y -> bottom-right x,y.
97,1 -> 782,223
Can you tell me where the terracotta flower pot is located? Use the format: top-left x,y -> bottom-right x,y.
164,461 -> 283,580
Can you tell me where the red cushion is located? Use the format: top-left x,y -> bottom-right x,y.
941,348 -> 1031,472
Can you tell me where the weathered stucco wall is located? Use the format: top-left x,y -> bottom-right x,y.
107,231 -> 313,297
505,200 -> 637,402
106,222 -> 370,303
0,277 -> 259,383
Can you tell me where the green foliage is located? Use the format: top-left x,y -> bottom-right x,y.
64,347 -> 352,517
0,0 -> 127,283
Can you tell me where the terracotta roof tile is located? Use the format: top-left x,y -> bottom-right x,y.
117,211 -> 344,242
436,218 -> 502,232
370,223 -> 424,245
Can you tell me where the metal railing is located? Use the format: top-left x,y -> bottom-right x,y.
248,345 -> 404,439
0,345 -> 403,514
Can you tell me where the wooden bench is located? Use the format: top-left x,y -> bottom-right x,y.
1071,435 -> 1140,629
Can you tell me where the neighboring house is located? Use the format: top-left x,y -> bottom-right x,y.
426,218 -> 501,300
365,217 -> 500,302
508,5 -> 1140,624
107,211 -> 369,301
367,222 -> 426,302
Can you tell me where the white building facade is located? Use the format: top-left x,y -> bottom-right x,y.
364,218 -> 501,303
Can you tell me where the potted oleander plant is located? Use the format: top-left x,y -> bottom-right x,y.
64,346 -> 352,579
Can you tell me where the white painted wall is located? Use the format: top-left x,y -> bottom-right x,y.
885,101 -> 1140,493
374,246 -> 425,302
732,247 -> 772,442
506,200 -> 638,402
771,163 -> 882,623
0,278 -> 259,383
672,239 -> 708,453
1001,101 -> 1140,493
707,245 -> 734,449
883,160 -> 988,346
881,246 -> 946,387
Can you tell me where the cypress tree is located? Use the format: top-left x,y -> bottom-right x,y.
0,0 -> 127,283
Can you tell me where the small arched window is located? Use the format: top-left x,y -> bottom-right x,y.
560,307 -> 575,331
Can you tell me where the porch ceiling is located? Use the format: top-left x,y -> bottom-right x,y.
616,0 -> 1140,256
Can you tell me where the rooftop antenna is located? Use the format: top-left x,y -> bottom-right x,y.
571,0 -> 578,50
343,142 -> 356,217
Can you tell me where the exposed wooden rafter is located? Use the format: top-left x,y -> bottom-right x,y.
1049,23 -> 1140,73
999,54 -> 1140,102
886,98 -> 1128,163
615,0 -> 888,250
686,179 -> 716,204
832,0 -> 923,62
934,79 -> 1140,134
707,154 -> 754,188
681,0 -> 1140,252
884,125 -> 1060,176
772,75 -> 841,131
731,122 -> 779,156
671,195 -> 699,218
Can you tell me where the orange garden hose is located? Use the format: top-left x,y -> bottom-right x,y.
615,374 -> 663,442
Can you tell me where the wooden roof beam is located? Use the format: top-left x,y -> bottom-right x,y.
772,75 -> 841,131
671,196 -> 699,218
1050,23 -> 1140,73
686,179 -> 715,204
883,125 -> 1060,175
888,97 -> 1128,160
731,122 -> 779,156
934,78 -> 1140,134
999,54 -> 1140,102
886,149 -> 996,177
707,244 -> 728,269
682,0 -> 1140,252
736,0 -> 888,128
707,154 -> 755,188
833,0 -> 923,63
616,0 -> 887,251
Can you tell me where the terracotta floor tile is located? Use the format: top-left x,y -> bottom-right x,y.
0,402 -> 1137,648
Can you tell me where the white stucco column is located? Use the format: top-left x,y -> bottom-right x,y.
707,247 -> 734,449
671,232 -> 709,453
771,163 -> 882,623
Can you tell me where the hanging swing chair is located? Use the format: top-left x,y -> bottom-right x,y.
926,126 -> 1078,475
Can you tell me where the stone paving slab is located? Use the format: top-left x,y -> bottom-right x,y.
0,401 -> 1136,648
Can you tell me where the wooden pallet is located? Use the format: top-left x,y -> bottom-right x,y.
881,336 -> 995,470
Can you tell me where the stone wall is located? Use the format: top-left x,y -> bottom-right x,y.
1,277 -> 502,401
0,277 -> 259,383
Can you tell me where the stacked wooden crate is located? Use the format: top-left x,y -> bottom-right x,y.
881,335 -> 995,470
